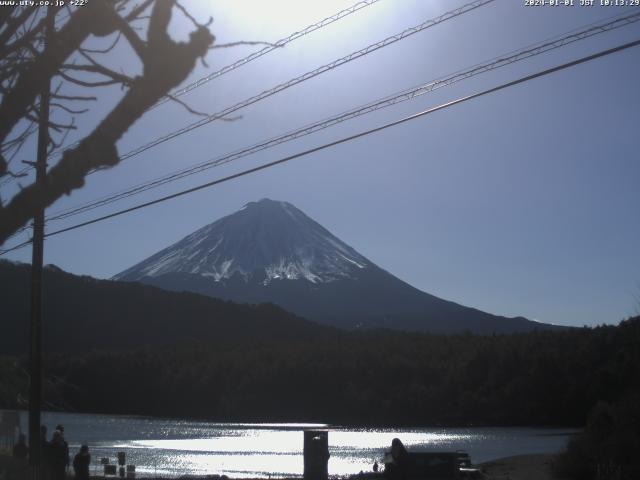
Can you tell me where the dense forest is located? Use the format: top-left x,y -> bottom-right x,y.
2,259 -> 639,427
555,392 -> 640,480
2,316 -> 639,427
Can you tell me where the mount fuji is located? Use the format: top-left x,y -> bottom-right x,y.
114,198 -> 552,334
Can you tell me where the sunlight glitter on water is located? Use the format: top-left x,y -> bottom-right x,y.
116,430 -> 304,453
110,428 -> 479,477
12,411 -> 575,477
114,428 -> 474,454
328,430 -> 474,449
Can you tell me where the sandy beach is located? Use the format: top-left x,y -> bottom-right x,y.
480,454 -> 568,480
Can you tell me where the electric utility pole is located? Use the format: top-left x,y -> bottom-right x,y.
28,7 -> 54,477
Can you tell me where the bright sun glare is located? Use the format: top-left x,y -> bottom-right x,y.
212,0 -> 362,38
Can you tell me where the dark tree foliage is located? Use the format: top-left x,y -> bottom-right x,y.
2,317 -> 639,427
0,260 -> 337,354
555,393 -> 640,480
1,261 -> 639,427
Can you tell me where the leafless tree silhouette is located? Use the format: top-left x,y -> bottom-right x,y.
0,0 -> 215,245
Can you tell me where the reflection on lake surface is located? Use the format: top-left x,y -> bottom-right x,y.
11,411 -> 577,477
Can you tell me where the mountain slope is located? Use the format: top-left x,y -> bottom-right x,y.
0,260 -> 335,355
115,199 -> 555,334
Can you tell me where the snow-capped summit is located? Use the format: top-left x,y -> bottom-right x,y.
114,198 -> 368,284
114,198 -> 551,334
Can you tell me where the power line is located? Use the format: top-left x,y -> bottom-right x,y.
90,0 -> 495,168
3,226 -> 30,245
152,0 -> 383,109
0,167 -> 27,187
42,10 -> 640,224
1,238 -> 32,256
34,0 -> 494,219
1,0 -> 382,186
3,36 -> 639,256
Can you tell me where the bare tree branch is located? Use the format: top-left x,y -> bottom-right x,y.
112,15 -> 147,59
3,168 -> 29,179
0,1 -> 121,175
125,0 -> 155,22
0,6 -> 17,29
0,0 -> 215,244
175,2 -> 201,28
79,32 -> 122,55
164,93 -> 209,117
51,93 -> 98,102
60,59 -> 134,86
0,12 -> 48,59
57,70 -> 123,88
0,8 -> 38,51
50,103 -> 89,115
47,118 -> 76,153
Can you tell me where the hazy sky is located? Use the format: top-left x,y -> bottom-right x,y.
3,0 -> 639,327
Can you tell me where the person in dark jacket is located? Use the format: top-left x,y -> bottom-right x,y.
55,425 -> 70,471
385,438 -> 409,480
40,425 -> 51,480
12,433 -> 29,459
73,445 -> 91,480
49,430 -> 67,480
40,425 -> 49,451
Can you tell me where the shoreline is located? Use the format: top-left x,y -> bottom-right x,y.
0,407 -> 584,430
3,453 -> 568,480
480,454 -> 568,480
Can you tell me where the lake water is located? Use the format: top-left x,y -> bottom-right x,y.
8,411 -> 577,478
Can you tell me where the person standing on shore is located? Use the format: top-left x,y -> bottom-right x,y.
73,445 -> 91,480
50,430 -> 67,480
55,425 -> 70,474
40,425 -> 51,480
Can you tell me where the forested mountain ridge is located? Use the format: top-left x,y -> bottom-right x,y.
3,259 -> 637,427
0,259 -> 336,355
2,259 -> 638,428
